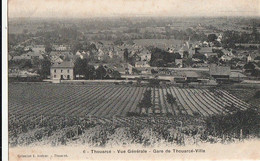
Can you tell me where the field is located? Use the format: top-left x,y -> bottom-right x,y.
9,83 -> 250,122
133,39 -> 184,49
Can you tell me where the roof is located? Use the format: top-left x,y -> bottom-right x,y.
184,71 -> 199,78
51,61 -> 74,68
210,64 -> 231,76
174,71 -> 199,78
204,53 -> 217,57
221,55 -> 232,60
222,49 -> 231,55
230,72 -> 247,78
22,51 -> 43,57
13,56 -> 30,60
198,47 -> 213,53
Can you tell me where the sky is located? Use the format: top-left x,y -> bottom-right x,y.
8,0 -> 260,18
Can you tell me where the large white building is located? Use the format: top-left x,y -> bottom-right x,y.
50,61 -> 74,80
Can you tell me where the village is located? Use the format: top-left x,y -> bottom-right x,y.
8,27 -> 260,86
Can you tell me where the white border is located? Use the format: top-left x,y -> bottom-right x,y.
2,0 -> 8,161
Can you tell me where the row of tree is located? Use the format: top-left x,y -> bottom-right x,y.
74,58 -> 121,80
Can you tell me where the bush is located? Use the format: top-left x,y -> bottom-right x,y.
34,130 -> 43,140
193,112 -> 201,117
126,112 -> 147,117
166,113 -> 173,117
205,108 -> 260,136
148,79 -> 160,86
166,93 -> 176,105
128,81 -> 133,85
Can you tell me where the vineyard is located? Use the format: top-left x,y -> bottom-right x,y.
8,83 -> 255,146
9,83 -> 251,122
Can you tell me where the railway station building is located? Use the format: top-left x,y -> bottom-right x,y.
209,64 -> 231,83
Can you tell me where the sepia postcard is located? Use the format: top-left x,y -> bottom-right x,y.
2,0 -> 260,160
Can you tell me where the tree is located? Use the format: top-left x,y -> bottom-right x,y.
71,41 -> 83,54
183,58 -> 193,67
251,69 -> 260,77
20,60 -> 32,69
45,43 -> 52,53
208,56 -> 219,64
215,50 -> 224,58
244,62 -> 255,70
74,58 -> 95,79
23,29 -> 28,34
96,65 -> 107,79
138,89 -> 152,114
193,53 -> 206,61
114,39 -> 124,46
254,56 -> 260,60
207,34 -> 217,42
111,71 -> 121,79
166,93 -> 176,105
183,51 -> 189,59
123,48 -> 129,62
38,59 -> 51,79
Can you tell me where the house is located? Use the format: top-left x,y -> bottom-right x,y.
135,61 -> 150,68
50,55 -> 64,63
24,46 -> 33,52
97,49 -> 105,60
32,45 -> 45,54
216,34 -> 222,42
135,67 -> 152,75
75,51 -> 89,59
120,63 -> 133,75
197,47 -> 217,58
168,47 -> 175,53
175,59 -> 183,68
49,51 -> 73,61
53,45 -> 67,51
138,49 -> 151,62
179,39 -> 195,58
12,52 -> 44,61
220,55 -> 232,62
202,41 -> 209,47
12,55 -> 31,61
222,49 -> 233,56
112,63 -> 133,75
50,61 -> 74,80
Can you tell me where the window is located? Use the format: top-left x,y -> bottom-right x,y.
67,75 -> 70,79
54,69 -> 56,73
67,69 -> 69,73
54,75 -> 56,78
61,69 -> 63,73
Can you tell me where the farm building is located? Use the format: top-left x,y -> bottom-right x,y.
50,61 -> 74,81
